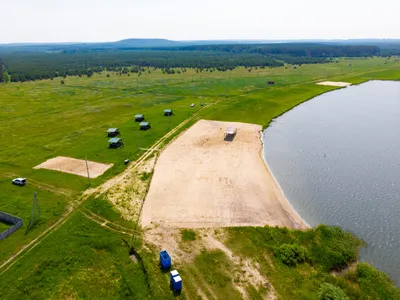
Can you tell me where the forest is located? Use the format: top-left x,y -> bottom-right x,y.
0,43 -> 392,83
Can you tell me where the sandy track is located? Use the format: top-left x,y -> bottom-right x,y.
316,81 -> 351,87
141,120 -> 307,229
34,156 -> 113,178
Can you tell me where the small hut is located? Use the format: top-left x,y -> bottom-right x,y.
108,137 -> 123,148
107,128 -> 120,137
224,127 -> 237,141
134,114 -> 145,122
139,122 -> 151,130
164,109 -> 173,116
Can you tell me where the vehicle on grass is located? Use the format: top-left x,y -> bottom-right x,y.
12,178 -> 26,186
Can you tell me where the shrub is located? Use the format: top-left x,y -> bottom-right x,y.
318,283 -> 347,300
139,172 -> 152,181
356,262 -> 374,279
61,80 -> 65,84
275,243 -> 307,266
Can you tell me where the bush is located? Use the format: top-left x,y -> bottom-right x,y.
311,225 -> 361,271
318,283 -> 347,300
61,80 -> 65,84
356,262 -> 374,279
275,243 -> 307,266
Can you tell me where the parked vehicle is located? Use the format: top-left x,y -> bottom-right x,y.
12,178 -> 26,186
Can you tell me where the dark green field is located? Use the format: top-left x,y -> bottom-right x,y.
1,57 -> 400,299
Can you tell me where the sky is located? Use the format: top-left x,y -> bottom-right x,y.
1,0 -> 399,43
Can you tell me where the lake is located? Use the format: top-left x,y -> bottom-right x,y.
263,80 -> 400,284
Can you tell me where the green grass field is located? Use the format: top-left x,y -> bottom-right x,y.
1,57 -> 400,299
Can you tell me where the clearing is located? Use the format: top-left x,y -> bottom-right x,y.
34,156 -> 113,178
141,120 -> 307,229
316,81 -> 351,87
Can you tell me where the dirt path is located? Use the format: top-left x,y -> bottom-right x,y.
79,209 -> 137,236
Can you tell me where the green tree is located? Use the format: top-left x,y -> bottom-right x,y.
275,243 -> 307,266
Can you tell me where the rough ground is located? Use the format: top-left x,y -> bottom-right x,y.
34,156 -> 113,178
141,120 -> 307,229
144,225 -> 277,299
96,155 -> 158,221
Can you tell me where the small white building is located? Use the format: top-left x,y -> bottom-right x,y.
224,127 -> 237,139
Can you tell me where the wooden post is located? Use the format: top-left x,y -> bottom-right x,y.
85,155 -> 91,186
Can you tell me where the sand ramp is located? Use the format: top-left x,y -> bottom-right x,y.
141,120 -> 306,229
34,156 -> 113,178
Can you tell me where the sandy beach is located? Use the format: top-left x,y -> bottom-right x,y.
316,81 -> 351,87
141,120 -> 308,229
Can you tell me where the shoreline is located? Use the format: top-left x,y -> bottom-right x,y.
258,131 -> 310,230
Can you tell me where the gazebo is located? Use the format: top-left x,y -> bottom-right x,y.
164,109 -> 173,116
135,114 -> 145,122
224,127 -> 237,141
139,122 -> 151,130
107,128 -> 120,137
108,137 -> 123,148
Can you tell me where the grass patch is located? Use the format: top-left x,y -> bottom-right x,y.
139,172 -> 152,181
181,229 -> 196,242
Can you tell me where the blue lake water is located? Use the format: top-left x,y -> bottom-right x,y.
263,80 -> 400,284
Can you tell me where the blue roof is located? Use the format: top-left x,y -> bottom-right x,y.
108,138 -> 122,143
140,122 -> 150,126
135,114 -> 144,118
107,128 -> 119,132
164,109 -> 173,112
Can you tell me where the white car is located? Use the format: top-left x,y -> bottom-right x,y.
12,178 -> 26,186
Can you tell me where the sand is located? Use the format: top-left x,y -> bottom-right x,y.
317,81 -> 351,87
141,120 -> 307,229
34,156 -> 113,178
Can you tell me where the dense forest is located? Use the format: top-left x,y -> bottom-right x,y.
0,43 -> 392,83
158,43 -> 381,57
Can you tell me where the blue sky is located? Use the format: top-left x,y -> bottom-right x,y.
1,0 -> 399,43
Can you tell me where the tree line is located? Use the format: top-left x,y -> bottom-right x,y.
0,43 -> 382,83
0,50 -> 286,82
154,43 -> 381,57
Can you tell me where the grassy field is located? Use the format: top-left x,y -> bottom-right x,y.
1,57 -> 400,298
